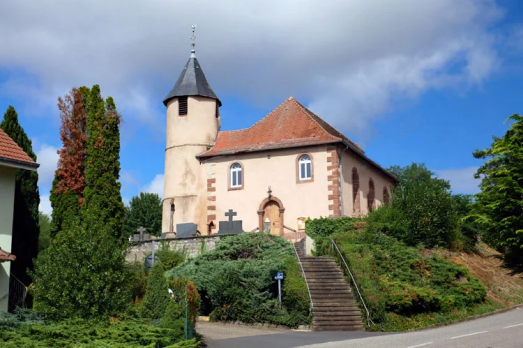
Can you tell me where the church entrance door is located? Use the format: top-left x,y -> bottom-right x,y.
258,195 -> 285,237
264,201 -> 280,236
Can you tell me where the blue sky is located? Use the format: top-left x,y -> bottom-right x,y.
0,0 -> 521,215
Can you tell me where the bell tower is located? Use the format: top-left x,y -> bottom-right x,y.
162,26 -> 221,234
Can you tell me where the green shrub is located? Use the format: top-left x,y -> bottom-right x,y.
156,243 -> 186,270
160,300 -> 184,332
166,233 -> 310,328
311,223 -> 487,328
0,317 -> 199,348
142,262 -> 170,319
31,221 -> 131,319
305,216 -> 363,241
282,256 -> 310,315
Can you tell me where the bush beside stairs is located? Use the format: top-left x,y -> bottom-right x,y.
295,240 -> 364,331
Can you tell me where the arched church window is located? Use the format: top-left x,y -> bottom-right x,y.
368,179 -> 375,212
352,168 -> 360,213
298,155 -> 312,181
383,187 -> 390,205
230,163 -> 243,189
178,96 -> 188,116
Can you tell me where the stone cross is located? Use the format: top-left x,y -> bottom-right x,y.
225,209 -> 237,223
137,226 -> 146,241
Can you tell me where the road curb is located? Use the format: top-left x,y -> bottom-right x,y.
196,317 -> 312,332
405,303 -> 522,333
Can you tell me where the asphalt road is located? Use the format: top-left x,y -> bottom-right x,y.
200,308 -> 523,348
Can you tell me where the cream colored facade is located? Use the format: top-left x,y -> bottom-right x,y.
206,145 -> 331,236
0,166 -> 16,312
161,96 -> 220,234
341,149 -> 396,217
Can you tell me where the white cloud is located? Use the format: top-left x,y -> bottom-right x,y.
0,0 -> 507,139
39,194 -> 52,216
434,167 -> 481,194
143,174 -> 164,198
35,144 -> 59,188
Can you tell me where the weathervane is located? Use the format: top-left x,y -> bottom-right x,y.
190,24 -> 197,55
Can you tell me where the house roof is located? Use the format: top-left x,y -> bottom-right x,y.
198,97 -> 363,158
163,55 -> 221,106
0,128 -> 39,170
0,248 -> 16,262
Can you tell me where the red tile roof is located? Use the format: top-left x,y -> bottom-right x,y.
198,97 -> 363,158
0,248 -> 16,262
0,128 -> 37,166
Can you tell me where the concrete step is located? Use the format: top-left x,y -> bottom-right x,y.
305,274 -> 345,280
311,295 -> 355,301
309,290 -> 352,296
313,310 -> 362,316
309,285 -> 351,290
314,313 -> 362,320
313,324 -> 364,332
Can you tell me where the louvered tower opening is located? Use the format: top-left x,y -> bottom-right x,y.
178,96 -> 188,116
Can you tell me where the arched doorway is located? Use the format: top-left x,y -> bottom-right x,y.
258,196 -> 285,237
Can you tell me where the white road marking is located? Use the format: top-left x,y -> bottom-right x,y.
449,331 -> 488,340
503,323 -> 523,329
406,342 -> 433,348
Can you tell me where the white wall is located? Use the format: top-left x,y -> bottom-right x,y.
0,166 -> 16,312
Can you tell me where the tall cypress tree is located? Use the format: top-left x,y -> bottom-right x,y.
82,86 -> 124,237
50,87 -> 89,237
0,106 -> 40,286
32,86 -> 129,318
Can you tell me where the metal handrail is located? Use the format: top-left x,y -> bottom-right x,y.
9,274 -> 28,309
330,239 -> 373,327
292,242 -> 313,316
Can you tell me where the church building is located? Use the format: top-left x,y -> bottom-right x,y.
161,47 -> 397,239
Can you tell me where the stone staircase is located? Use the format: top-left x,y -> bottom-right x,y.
298,254 -> 364,331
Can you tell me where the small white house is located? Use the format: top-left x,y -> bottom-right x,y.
0,128 -> 39,312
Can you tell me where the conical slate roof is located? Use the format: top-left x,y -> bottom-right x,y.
163,56 -> 221,106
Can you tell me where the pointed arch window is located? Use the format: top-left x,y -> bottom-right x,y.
368,179 -> 375,212
383,187 -> 390,205
230,163 -> 243,189
352,168 -> 360,214
298,155 -> 312,181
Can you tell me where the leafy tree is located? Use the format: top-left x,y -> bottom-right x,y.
471,114 -> 523,269
124,192 -> 162,237
37,213 -> 51,262
368,163 -> 458,248
50,87 -> 88,236
452,194 -> 480,252
31,219 -> 130,319
82,86 -> 124,237
142,262 -> 170,319
32,86 -> 130,318
0,106 -> 40,286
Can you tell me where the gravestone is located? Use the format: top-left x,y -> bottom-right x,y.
176,223 -> 199,238
217,209 -> 243,235
133,226 -> 148,242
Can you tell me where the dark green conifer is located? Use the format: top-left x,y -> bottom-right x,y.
142,262 -> 170,319
0,106 -> 40,286
83,86 -> 124,237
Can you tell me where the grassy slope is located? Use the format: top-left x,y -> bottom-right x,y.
444,243 -> 523,307
328,232 -> 523,332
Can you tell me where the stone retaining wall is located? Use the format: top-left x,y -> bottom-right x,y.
125,235 -> 222,263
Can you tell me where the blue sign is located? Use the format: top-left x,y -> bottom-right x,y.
274,272 -> 284,280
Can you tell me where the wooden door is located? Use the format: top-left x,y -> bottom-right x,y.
264,202 -> 280,236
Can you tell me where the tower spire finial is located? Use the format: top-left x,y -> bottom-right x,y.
190,24 -> 197,57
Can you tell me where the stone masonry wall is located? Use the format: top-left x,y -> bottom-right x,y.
125,235 -> 221,264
